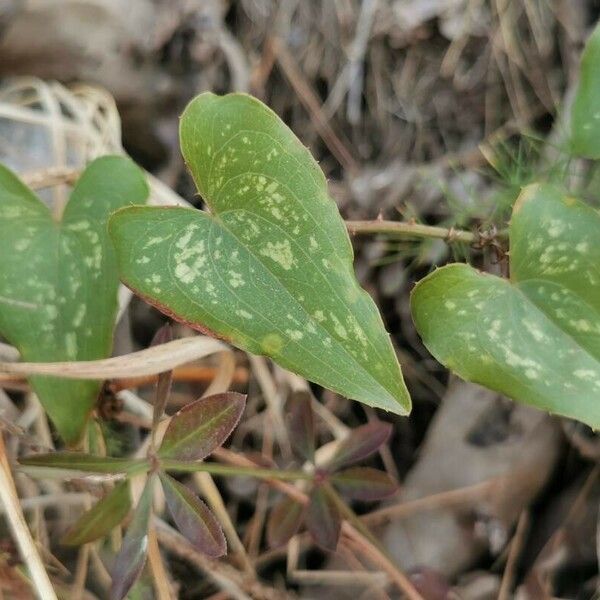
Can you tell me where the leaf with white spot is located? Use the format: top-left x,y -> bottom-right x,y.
109,93 -> 410,415
572,22 -> 600,159
411,183 -> 600,428
0,157 -> 148,444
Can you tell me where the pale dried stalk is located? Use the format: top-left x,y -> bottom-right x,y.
0,337 -> 227,379
148,527 -> 175,600
0,436 -> 57,600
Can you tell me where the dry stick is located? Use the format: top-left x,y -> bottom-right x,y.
362,476 -> 508,527
148,526 -> 175,600
0,337 -> 227,379
155,520 -> 289,600
270,36 -> 359,174
498,510 -> 530,600
0,436 -> 57,600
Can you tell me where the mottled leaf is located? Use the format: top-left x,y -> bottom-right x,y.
159,473 -> 225,557
411,184 -> 600,427
62,481 -> 131,545
158,392 -> 246,461
332,467 -> 397,501
306,485 -> 341,552
327,422 -> 392,472
0,156 -> 148,444
571,22 -> 600,158
266,495 -> 306,547
110,475 -> 154,600
287,390 -> 315,462
20,452 -> 146,474
109,93 -> 410,415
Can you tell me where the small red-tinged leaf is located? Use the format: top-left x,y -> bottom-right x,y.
62,481 -> 131,546
150,324 -> 174,427
287,390 -> 315,462
332,467 -> 398,501
306,485 -> 341,552
19,452 -> 146,474
160,473 -> 226,557
110,475 -> 155,600
158,392 -> 246,461
267,495 -> 306,548
327,422 -> 392,471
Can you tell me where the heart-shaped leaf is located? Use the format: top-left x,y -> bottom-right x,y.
110,475 -> 154,600
62,481 -> 131,546
571,22 -> 600,158
158,392 -> 246,461
332,467 -> 397,501
306,485 -> 341,552
411,183 -> 600,427
159,473 -> 226,557
109,93 -> 410,415
327,421 -> 392,472
0,156 -> 148,444
266,495 -> 306,548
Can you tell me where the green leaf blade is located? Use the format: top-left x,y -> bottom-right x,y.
110,93 -> 410,415
19,452 -> 147,475
159,473 -> 225,557
158,392 -> 246,462
62,481 -> 131,546
0,156 -> 149,443
571,22 -> 600,159
411,184 -> 600,428
110,476 -> 154,600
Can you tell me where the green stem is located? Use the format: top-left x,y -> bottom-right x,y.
347,220 -> 508,245
160,459 -> 313,482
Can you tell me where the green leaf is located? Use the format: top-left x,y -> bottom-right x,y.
159,473 -> 226,557
110,475 -> 154,600
109,92 -> 410,415
332,467 -> 397,501
266,495 -> 306,548
571,22 -> 600,158
158,392 -> 246,461
306,485 -> 341,552
411,183 -> 600,427
327,421 -> 392,472
19,452 -> 147,475
61,481 -> 131,546
0,156 -> 149,444
287,390 -> 315,463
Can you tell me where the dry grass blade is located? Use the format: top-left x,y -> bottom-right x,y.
0,337 -> 227,379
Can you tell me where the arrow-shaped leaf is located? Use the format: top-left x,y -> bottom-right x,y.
411,184 -> 600,427
158,392 -> 246,461
159,473 -> 225,557
62,481 -> 131,546
571,22 -> 600,158
109,93 -> 410,415
0,156 -> 148,444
